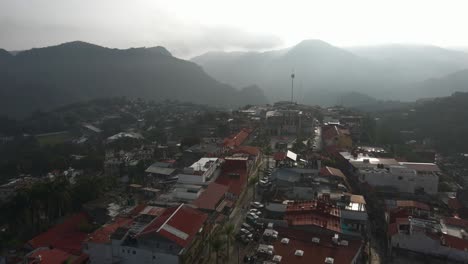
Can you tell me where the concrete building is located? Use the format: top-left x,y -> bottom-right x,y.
388,217 -> 468,262
265,109 -> 313,137
85,204 -> 208,264
267,227 -> 364,264
338,152 -> 440,194
358,164 -> 439,194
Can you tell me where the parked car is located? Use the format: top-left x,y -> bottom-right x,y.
254,222 -> 265,229
237,234 -> 252,245
249,209 -> 262,216
246,215 -> 257,224
239,228 -> 252,236
248,213 -> 259,219
251,202 -> 264,208
242,223 -> 254,232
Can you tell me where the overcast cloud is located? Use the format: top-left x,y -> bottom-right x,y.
1,0 -> 468,58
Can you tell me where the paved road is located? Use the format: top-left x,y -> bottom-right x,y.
206,156 -> 268,264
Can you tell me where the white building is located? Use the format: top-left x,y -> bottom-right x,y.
358,164 -> 438,194
340,151 -> 440,195
171,158 -> 223,202
180,158 -> 222,184
388,217 -> 468,262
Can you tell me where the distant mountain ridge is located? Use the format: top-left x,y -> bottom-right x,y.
417,69 -> 468,98
193,40 -> 468,106
348,44 -> 468,80
0,41 -> 267,118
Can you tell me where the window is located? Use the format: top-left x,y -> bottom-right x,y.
153,256 -> 156,260
133,250 -> 136,255
122,249 -> 125,253
169,245 -> 173,251
127,250 -> 130,254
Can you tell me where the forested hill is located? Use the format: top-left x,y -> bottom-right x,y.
0,41 -> 267,118
375,92 -> 468,153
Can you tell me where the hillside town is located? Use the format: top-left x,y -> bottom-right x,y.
1,99 -> 467,264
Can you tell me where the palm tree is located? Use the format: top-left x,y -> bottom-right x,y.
223,224 -> 235,260
210,233 -> 224,264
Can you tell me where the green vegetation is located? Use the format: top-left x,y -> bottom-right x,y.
0,175 -> 111,249
209,232 -> 224,264
374,92 -> 468,154
223,224 -> 235,260
36,131 -> 72,147
0,41 -> 267,118
0,136 -> 104,184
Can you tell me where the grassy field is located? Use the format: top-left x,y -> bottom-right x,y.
35,131 -> 72,146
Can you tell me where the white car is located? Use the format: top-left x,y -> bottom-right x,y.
251,202 -> 264,208
240,228 -> 251,235
249,209 -> 262,215
248,213 -> 259,219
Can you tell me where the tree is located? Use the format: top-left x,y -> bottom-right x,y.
210,233 -> 224,264
223,224 -> 235,260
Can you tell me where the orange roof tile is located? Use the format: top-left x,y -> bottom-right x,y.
192,182 -> 229,210
138,205 -> 208,248
27,212 -> 90,255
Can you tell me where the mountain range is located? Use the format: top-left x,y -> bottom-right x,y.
0,41 -> 267,118
2,39 -> 468,118
193,40 -> 468,105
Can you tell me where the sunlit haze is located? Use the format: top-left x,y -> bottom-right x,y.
1,0 -> 468,57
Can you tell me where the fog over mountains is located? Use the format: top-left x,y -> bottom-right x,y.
193,40 -> 468,106
1,39 -> 468,118
0,42 -> 267,118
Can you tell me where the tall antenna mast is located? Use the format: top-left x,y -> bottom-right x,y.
291,70 -> 295,103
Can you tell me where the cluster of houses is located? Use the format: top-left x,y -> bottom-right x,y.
5,101 -> 468,264
19,124 -> 261,264
319,108 -> 468,262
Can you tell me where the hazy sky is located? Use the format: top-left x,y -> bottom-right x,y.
1,0 -> 468,58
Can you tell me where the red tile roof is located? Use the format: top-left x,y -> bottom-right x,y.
192,182 -> 229,210
442,234 -> 468,251
137,204 -> 208,248
223,128 -> 252,148
27,212 -> 90,255
322,125 -> 339,141
448,197 -> 464,210
273,152 -> 286,161
443,217 -> 468,229
232,145 -> 260,156
387,209 -> 411,224
215,159 -> 248,196
272,227 -> 363,264
28,248 -> 88,264
215,169 -> 247,196
87,217 -> 133,244
387,223 -> 399,236
285,201 -> 342,233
